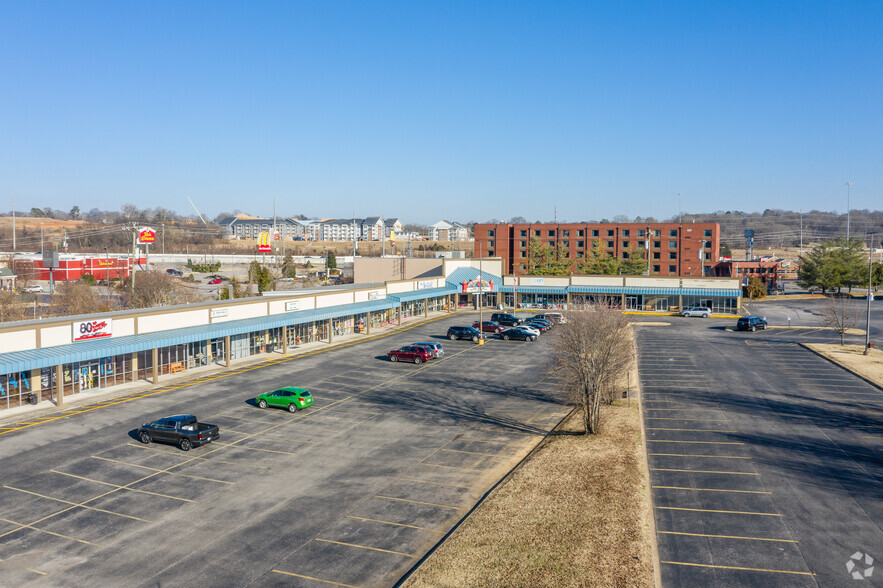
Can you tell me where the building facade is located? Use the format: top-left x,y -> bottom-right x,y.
218,217 -> 311,240
430,221 -> 470,241
711,259 -> 781,291
473,222 -> 720,277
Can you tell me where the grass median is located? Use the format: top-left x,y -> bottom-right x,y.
404,379 -> 654,587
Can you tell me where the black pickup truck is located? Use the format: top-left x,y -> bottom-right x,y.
138,415 -> 220,451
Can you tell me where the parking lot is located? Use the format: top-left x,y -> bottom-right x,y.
0,314 -> 569,587
638,302 -> 883,586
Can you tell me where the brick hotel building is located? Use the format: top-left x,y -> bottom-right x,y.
473,222 -> 720,277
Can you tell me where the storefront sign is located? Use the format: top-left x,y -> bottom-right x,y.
416,280 -> 435,290
462,278 -> 494,293
72,318 -> 113,342
138,227 -> 156,244
285,300 -> 300,311
531,277 -> 545,285
211,308 -> 229,319
368,291 -> 379,300
257,232 -> 272,253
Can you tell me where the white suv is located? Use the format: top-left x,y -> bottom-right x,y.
681,306 -> 711,318
22,285 -> 44,293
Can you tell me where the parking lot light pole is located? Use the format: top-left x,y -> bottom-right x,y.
866,235 -> 874,355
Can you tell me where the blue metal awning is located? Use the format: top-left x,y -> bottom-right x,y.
0,299 -> 396,374
499,286 -> 568,294
445,267 -> 502,292
567,285 -> 623,294
387,286 -> 458,303
680,288 -> 741,297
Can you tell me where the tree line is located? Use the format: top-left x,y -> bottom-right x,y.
798,237 -> 883,293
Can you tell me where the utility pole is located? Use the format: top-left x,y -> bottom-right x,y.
866,235 -> 874,355
846,182 -> 852,241
381,214 -> 385,257
162,223 -> 165,255
131,224 -> 137,298
700,239 -> 706,276
799,210 -> 803,256
678,193 -> 682,224
11,196 -> 15,251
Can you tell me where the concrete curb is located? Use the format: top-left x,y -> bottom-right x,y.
394,405 -> 578,588
799,343 -> 883,393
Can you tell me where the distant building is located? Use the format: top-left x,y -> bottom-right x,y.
474,221 -> 720,277
430,221 -> 470,241
710,259 -> 780,291
218,216 -> 310,240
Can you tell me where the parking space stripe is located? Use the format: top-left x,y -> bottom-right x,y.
440,448 -> 498,457
659,531 -> 795,542
657,506 -> 781,516
653,486 -> 771,494
49,470 -> 196,502
3,486 -> 155,523
661,561 -> 813,575
314,538 -> 414,557
271,569 -> 358,587
646,428 -> 737,433
649,453 -> 750,459
0,516 -> 106,548
645,418 -> 731,422
418,462 -> 486,472
645,409 -> 724,412
399,477 -> 476,490
648,440 -> 744,445
211,442 -> 300,456
124,443 -> 271,469
650,468 -> 759,475
375,495 -> 462,510
90,456 -> 235,484
345,515 -> 441,532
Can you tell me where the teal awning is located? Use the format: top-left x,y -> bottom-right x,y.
387,286 -> 458,303
500,286 -> 568,294
0,299 -> 396,374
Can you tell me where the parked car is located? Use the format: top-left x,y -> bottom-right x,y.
165,269 -> 183,276
523,320 -> 551,333
208,278 -> 223,285
138,415 -> 220,451
256,387 -> 314,412
472,320 -> 505,334
447,326 -> 483,342
681,306 -> 711,318
499,327 -> 537,342
388,346 -> 433,364
736,316 -> 767,332
525,317 -> 552,328
412,342 -> 444,358
536,312 -> 565,324
22,285 -> 44,293
491,313 -> 523,326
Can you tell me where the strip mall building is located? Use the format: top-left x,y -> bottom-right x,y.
0,259 -> 741,411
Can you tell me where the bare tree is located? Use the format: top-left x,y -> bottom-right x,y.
819,295 -> 860,345
549,306 -> 633,434
0,290 -> 27,322
53,281 -> 107,316
121,271 -> 205,308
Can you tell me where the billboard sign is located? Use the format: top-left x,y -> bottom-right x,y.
42,250 -> 60,268
72,318 -> 113,342
257,232 -> 272,253
138,227 -> 156,244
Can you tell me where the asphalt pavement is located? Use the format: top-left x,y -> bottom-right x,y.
638,301 -> 883,587
0,313 -> 569,587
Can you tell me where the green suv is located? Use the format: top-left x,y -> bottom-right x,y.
256,387 -> 314,412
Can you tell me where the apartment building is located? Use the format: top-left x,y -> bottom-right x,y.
474,222 -> 720,277
429,220 -> 470,241
218,217 -> 310,240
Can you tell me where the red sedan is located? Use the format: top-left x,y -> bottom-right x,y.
472,320 -> 504,334
388,346 -> 432,364
209,278 -> 223,285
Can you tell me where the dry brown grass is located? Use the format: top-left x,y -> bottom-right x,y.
405,384 -> 654,587
804,343 -> 883,388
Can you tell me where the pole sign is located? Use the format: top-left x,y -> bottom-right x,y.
138,227 -> 156,244
72,318 -> 113,342
257,232 -> 272,253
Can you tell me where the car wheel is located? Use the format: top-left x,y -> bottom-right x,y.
530,336 -> 536,342
389,354 -> 398,362
503,334 -> 510,340
288,403 -> 298,413
750,325 -> 756,332
414,357 -> 422,364
139,431 -> 151,444
179,438 -> 192,451
472,335 -> 479,342
258,399 -> 268,409
449,334 -> 457,340
702,313 -> 708,318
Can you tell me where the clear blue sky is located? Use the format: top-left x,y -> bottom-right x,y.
2,1 -> 881,224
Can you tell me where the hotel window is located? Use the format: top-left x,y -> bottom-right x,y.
669,229 -> 678,237
653,265 -> 660,273
653,241 -> 661,248
577,229 -> 584,237
669,240 -> 677,248
637,229 -> 645,237
653,252 -> 661,259
606,241 -> 615,248
488,230 -> 494,237
592,229 -> 599,237
534,230 -> 541,237
622,229 -> 630,237
548,230 -> 556,237
622,252 -> 630,259
622,241 -> 629,248
520,240 -> 526,247
562,230 -> 570,237
606,229 -> 614,237
548,241 -> 555,247
577,240 -> 584,248
669,265 -> 677,273
520,230 -> 527,237
704,229 -> 712,238
519,251 -> 526,257
653,230 -> 661,237
669,252 -> 677,260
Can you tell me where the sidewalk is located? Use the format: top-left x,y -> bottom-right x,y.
0,310 -> 461,426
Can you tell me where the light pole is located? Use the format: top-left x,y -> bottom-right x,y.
866,235 -> 874,355
678,193 -> 682,224
104,247 -> 109,281
846,182 -> 852,241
